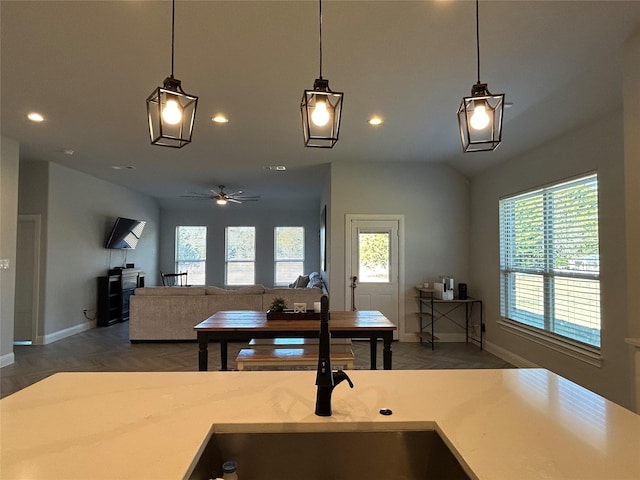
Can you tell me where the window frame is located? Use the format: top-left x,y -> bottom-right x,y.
274,226 -> 305,286
498,173 -> 602,364
225,226 -> 256,286
175,226 -> 207,286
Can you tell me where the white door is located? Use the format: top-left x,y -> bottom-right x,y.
14,215 -> 40,345
346,216 -> 403,340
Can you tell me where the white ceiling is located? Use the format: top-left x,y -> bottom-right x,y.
2,1 -> 639,207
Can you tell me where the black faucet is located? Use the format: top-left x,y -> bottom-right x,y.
315,295 -> 354,417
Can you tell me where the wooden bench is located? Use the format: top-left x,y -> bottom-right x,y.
235,338 -> 355,370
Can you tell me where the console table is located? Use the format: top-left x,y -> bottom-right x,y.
194,310 -> 396,371
416,287 -> 483,350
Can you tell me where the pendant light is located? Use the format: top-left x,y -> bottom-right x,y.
457,0 -> 505,152
146,0 -> 198,148
300,0 -> 343,148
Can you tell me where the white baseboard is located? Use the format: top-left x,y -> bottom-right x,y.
38,321 -> 96,345
0,352 -> 15,368
483,340 -> 540,368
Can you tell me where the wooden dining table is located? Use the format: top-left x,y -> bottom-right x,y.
194,310 -> 397,371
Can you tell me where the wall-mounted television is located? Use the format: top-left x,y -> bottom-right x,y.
105,217 -> 146,249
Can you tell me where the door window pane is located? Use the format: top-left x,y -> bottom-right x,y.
358,232 -> 390,282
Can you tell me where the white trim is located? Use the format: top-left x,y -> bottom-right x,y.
483,340 -> 540,368
39,321 -> 96,345
345,214 -> 405,340
0,352 -> 15,368
497,318 -> 603,367
17,214 -> 42,344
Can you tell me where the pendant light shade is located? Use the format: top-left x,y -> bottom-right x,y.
300,0 -> 343,148
457,82 -> 504,152
301,78 -> 343,148
147,76 -> 198,148
146,0 -> 198,148
458,0 -> 504,152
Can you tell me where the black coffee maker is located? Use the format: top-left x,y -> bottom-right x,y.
458,283 -> 468,300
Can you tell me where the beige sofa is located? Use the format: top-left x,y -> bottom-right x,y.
129,285 -> 326,341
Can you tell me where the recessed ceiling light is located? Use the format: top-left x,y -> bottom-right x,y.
368,116 -> 383,126
111,165 -> 136,170
264,165 -> 286,171
212,114 -> 229,123
62,149 -> 75,156
27,112 -> 44,122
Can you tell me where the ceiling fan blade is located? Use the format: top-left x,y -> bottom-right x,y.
181,193 -> 214,199
227,198 -> 242,203
233,196 -> 260,200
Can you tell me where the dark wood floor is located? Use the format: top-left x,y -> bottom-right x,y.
0,322 -> 513,399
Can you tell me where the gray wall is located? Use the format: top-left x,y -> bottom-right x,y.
623,27 -> 640,341
18,161 -> 160,341
327,161 -> 470,340
470,110 -> 630,408
0,137 -> 19,366
159,198 -> 321,288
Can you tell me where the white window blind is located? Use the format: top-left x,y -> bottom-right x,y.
499,174 -> 601,348
225,226 -> 255,285
274,226 -> 305,286
175,226 -> 207,285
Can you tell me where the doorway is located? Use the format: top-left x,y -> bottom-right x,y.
345,215 -> 404,340
14,215 -> 41,345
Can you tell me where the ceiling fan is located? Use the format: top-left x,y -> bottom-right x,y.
181,185 -> 260,205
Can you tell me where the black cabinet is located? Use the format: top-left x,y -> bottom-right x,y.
97,268 -> 144,326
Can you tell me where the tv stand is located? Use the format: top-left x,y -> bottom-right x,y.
97,268 -> 144,326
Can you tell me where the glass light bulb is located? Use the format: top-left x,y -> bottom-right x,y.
311,99 -> 330,127
216,198 -> 227,205
162,99 -> 182,125
470,104 -> 490,130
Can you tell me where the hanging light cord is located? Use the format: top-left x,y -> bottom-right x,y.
170,0 -> 176,78
475,0 -> 481,84
318,0 -> 323,79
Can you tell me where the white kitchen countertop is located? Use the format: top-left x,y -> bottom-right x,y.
1,369 -> 639,479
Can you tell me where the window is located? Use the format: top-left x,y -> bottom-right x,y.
274,227 -> 305,285
358,232 -> 390,283
226,226 -> 255,285
499,174 -> 601,348
175,226 -> 207,285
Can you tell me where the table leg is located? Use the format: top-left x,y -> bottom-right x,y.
383,335 -> 393,370
198,335 -> 208,371
220,339 -> 228,371
480,301 -> 484,350
465,303 -> 470,344
370,337 -> 377,370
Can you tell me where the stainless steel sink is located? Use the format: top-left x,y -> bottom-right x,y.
187,427 -> 471,480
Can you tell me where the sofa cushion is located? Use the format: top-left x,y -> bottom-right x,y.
205,285 -> 265,295
292,275 -> 310,288
236,285 -> 265,294
205,286 -> 234,295
134,287 -> 206,296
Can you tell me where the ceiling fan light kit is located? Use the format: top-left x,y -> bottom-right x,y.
146,0 -> 198,148
457,0 -> 505,153
300,0 -> 343,148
